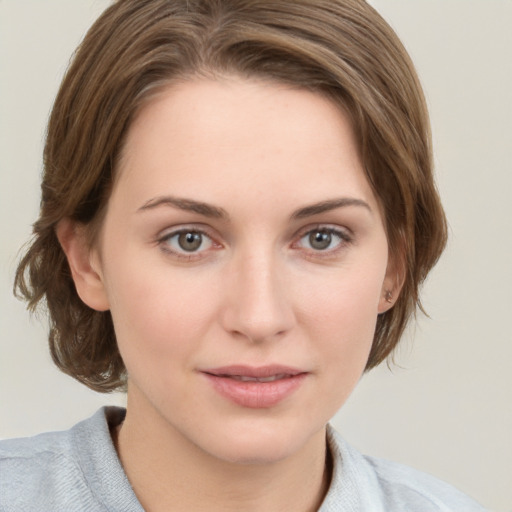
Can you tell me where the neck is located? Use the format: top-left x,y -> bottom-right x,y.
114,400 -> 330,512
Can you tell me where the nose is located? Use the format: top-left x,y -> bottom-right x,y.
220,250 -> 295,343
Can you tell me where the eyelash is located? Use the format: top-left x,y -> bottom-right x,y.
293,225 -> 353,258
156,224 -> 353,261
157,227 -> 221,261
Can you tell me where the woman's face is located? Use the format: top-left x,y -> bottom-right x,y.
87,77 -> 395,463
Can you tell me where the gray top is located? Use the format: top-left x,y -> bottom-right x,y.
0,407 -> 486,511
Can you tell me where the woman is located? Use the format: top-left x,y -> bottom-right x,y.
0,0 -> 486,510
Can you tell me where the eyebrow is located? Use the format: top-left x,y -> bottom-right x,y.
291,197 -> 371,219
138,196 -> 229,219
137,195 -> 371,220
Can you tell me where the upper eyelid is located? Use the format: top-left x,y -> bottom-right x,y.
158,224 -> 217,240
293,223 -> 353,240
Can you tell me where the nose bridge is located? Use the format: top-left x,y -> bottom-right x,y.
222,245 -> 294,342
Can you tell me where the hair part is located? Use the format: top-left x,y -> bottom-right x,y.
15,0 -> 447,392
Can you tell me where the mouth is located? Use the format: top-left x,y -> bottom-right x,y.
200,365 -> 308,408
217,374 -> 292,383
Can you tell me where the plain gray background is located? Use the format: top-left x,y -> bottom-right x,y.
1,1 -> 511,510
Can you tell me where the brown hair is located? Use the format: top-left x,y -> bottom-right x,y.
15,0 -> 447,392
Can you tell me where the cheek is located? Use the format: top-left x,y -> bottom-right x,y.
297,258 -> 386,369
300,258 -> 385,332
103,254 -> 220,370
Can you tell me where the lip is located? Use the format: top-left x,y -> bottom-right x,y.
200,365 -> 309,409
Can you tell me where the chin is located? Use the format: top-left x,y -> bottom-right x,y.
209,440 -> 298,466
196,417 -> 324,466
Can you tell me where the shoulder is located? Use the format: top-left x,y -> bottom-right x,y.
321,426 -> 488,512
363,453 -> 486,511
0,426 -> 87,511
0,407 -> 128,512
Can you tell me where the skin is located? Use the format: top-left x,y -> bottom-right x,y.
59,77 -> 399,511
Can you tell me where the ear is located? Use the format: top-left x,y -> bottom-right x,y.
378,251 -> 406,314
56,219 -> 110,311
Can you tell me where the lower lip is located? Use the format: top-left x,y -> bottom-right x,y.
203,373 -> 308,408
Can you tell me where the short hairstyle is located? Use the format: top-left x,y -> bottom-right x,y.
15,0 -> 447,392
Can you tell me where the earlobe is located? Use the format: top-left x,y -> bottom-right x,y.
56,219 -> 110,311
378,288 -> 396,314
378,255 -> 406,314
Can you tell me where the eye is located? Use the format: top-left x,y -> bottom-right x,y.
160,229 -> 214,255
296,227 -> 350,252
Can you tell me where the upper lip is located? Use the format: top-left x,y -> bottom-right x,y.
201,365 -> 307,378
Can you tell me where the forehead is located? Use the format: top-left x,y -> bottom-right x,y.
114,77 -> 379,217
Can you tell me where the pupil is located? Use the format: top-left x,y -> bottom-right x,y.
178,232 -> 202,251
310,231 -> 331,250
